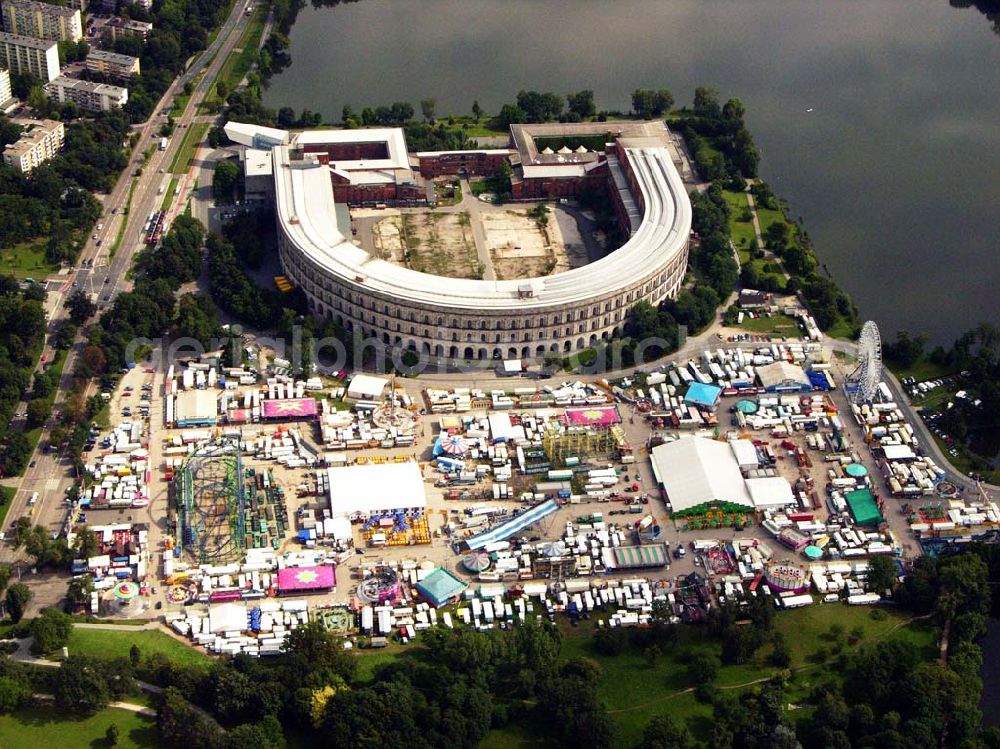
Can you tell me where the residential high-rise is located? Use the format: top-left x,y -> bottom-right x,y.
0,32 -> 60,82
46,75 -> 128,112
2,118 -> 64,173
1,0 -> 83,42
85,49 -> 140,79
0,67 -> 12,109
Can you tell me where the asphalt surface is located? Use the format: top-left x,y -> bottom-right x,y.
0,0 -> 256,570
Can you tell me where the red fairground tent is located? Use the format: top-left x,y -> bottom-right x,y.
563,405 -> 621,427
261,398 -> 318,420
276,565 -> 336,594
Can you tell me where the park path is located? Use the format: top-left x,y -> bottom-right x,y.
31,693 -> 156,716
745,189 -> 765,248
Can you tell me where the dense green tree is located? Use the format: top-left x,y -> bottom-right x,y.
66,574 -> 94,610
420,97 -> 436,122
212,160 -> 240,204
4,582 -> 31,622
643,713 -> 693,749
30,607 -> 73,654
686,652 -> 720,685
866,555 -> 899,594
54,656 -> 112,712
566,90 -> 596,119
0,675 -> 29,713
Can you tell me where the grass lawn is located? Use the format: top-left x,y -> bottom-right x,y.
0,486 -> 15,530
824,317 -> 859,341
110,178 -> 138,259
0,240 -> 59,281
169,122 -> 210,174
749,257 -> 786,289
734,312 -> 802,338
203,5 -> 266,108
755,206 -> 794,242
722,190 -> 756,251
170,91 -> 191,118
161,178 -> 178,211
65,628 -> 212,669
0,703 -> 162,749
884,357 -> 954,384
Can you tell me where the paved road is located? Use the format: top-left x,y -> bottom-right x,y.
0,0 -> 256,566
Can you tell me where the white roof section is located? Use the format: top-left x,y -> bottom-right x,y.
521,163 -> 588,178
243,148 -> 273,177
273,136 -> 691,311
224,121 -> 290,148
346,374 -> 388,400
174,390 -> 218,421
729,438 -> 759,469
757,361 -> 810,389
295,127 -> 409,171
208,602 -> 248,633
488,413 -> 526,442
650,436 -> 753,511
327,462 -> 427,516
745,477 -> 796,508
883,444 -> 916,461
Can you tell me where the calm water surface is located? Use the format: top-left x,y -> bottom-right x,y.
265,0 -> 1000,345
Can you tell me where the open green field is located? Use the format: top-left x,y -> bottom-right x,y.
722,190 -> 756,251
65,628 -> 212,669
169,122 -> 210,174
755,206 -> 795,242
0,485 -> 15,529
0,240 -> 59,281
0,703 -> 162,749
111,178 -> 139,258
733,312 -> 802,337
161,178 -> 179,211
885,357 -> 954,384
203,5 -> 266,108
482,605 -> 935,748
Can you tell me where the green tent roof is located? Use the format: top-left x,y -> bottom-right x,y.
416,567 -> 468,606
613,544 -> 668,569
845,487 -> 882,527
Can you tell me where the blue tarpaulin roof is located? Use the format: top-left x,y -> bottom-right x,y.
684,382 -> 722,408
416,567 -> 468,607
466,499 -> 559,550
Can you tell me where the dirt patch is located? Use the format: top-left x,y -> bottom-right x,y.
375,212 -> 481,279
485,207 -> 583,280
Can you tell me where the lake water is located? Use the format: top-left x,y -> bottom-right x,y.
264,0 -> 1000,346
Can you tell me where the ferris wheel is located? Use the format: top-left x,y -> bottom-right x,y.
849,321 -> 882,404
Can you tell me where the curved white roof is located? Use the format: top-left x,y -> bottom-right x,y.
274,145 -> 690,312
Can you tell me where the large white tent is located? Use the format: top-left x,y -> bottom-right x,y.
208,602 -> 248,633
650,437 -> 753,512
327,461 -> 426,516
346,374 -> 388,401
745,476 -> 796,508
729,438 -> 759,469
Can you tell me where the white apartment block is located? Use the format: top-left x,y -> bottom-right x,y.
85,48 -> 140,79
0,67 -> 12,108
104,17 -> 152,43
46,75 -> 127,112
2,0 -> 83,42
0,31 -> 59,81
2,118 -> 64,173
